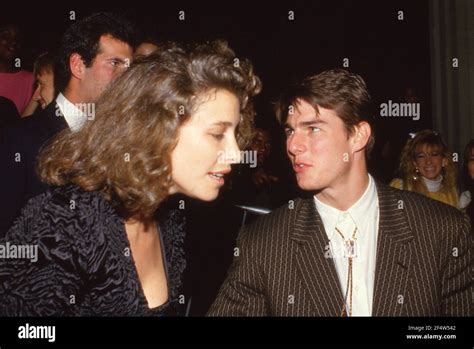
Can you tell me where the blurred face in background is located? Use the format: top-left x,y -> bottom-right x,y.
134,42 -> 158,58
250,129 -> 271,166
80,34 -> 133,102
0,25 -> 20,65
413,143 -> 447,180
467,147 -> 474,180
32,69 -> 55,109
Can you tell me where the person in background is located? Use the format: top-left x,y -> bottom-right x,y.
0,12 -> 135,235
0,96 -> 20,128
21,52 -> 56,117
460,139 -> 474,227
135,38 -> 159,58
390,130 -> 459,208
0,24 -> 34,114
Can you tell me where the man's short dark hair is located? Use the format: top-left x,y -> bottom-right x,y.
275,69 -> 375,156
55,12 -> 136,93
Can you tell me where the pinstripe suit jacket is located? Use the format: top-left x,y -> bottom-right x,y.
208,183 -> 473,316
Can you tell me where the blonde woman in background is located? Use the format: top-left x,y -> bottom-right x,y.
390,130 -> 459,208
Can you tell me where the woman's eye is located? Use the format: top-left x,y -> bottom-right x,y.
212,134 -> 224,140
284,129 -> 293,137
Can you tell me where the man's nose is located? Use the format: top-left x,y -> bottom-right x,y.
287,133 -> 306,156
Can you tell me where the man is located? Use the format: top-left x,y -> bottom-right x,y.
0,12 -> 135,234
21,52 -> 56,116
209,69 -> 472,316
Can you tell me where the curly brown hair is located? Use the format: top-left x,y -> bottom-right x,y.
38,40 -> 261,219
398,130 -> 458,197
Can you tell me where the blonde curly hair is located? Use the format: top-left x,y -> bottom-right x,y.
398,130 -> 458,197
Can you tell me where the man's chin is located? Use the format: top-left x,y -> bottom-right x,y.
297,180 -> 320,192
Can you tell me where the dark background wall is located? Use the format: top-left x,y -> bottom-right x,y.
1,0 -> 434,182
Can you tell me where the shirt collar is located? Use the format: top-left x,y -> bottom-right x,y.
56,93 -> 87,132
314,174 -> 378,235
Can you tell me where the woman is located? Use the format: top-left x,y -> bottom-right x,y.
390,130 -> 459,208
0,41 -> 261,316
460,139 -> 474,225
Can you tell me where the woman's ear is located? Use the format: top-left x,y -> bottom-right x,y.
69,53 -> 86,80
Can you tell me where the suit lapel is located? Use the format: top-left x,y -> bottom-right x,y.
372,183 -> 414,316
290,198 -> 345,316
43,102 -> 68,135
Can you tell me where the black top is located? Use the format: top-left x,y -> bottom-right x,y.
0,185 -> 186,316
0,102 -> 68,235
0,96 -> 20,128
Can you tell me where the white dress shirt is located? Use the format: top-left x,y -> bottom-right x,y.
56,93 -> 87,132
314,174 -> 379,316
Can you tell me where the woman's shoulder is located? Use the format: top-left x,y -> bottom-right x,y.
6,185 -> 117,243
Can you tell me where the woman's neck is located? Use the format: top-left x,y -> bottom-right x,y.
422,175 -> 443,192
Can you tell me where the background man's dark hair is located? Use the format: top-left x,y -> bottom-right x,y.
275,69 -> 375,156
55,12 -> 136,93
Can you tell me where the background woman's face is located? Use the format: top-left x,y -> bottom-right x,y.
170,89 -> 241,201
467,148 -> 474,180
413,143 -> 446,180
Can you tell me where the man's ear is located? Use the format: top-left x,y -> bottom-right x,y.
69,53 -> 86,80
351,121 -> 371,153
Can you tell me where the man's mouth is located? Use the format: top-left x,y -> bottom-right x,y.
293,162 -> 312,173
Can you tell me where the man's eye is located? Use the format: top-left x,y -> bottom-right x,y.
284,129 -> 293,137
110,60 -> 121,67
310,127 -> 320,133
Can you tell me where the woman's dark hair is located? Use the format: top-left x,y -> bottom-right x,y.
39,40 -> 261,220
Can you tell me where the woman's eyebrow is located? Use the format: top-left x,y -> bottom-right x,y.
210,121 -> 233,127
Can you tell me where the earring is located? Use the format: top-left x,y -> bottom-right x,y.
413,167 -> 420,180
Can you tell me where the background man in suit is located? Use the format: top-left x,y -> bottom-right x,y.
0,12 -> 135,234
209,69 -> 472,316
